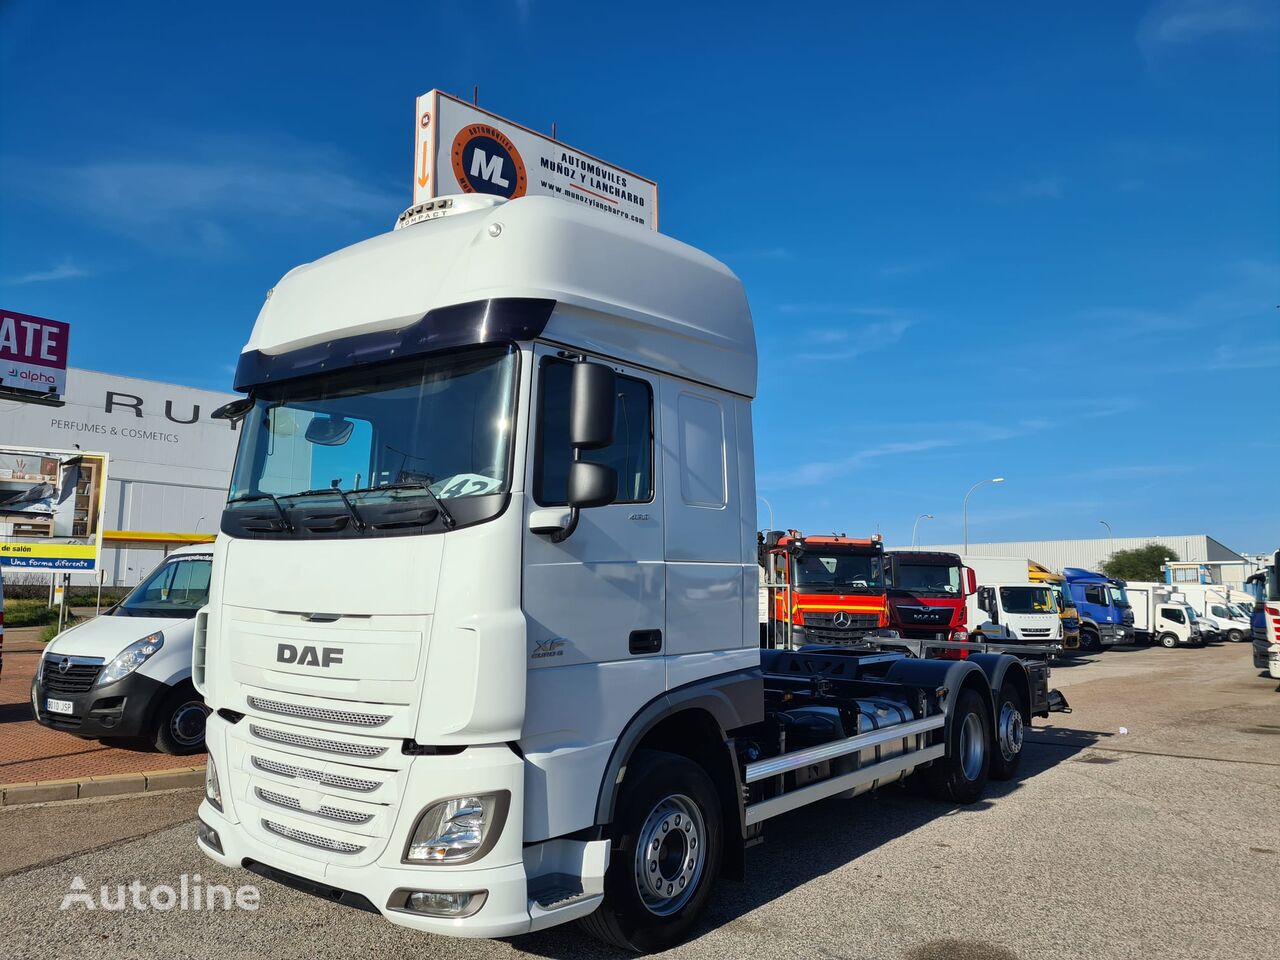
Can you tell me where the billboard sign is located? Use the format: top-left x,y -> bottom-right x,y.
1,309 -> 71,399
414,90 -> 658,230
0,445 -> 108,571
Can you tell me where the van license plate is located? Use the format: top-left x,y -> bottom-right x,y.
46,698 -> 74,715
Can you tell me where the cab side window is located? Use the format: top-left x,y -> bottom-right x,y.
1084,585 -> 1106,605
535,359 -> 653,505
1165,608 -> 1185,624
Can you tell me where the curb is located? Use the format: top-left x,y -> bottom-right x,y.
0,765 -> 205,806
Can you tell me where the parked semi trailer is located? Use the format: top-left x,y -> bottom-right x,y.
194,191 -> 1046,952
1062,568 -> 1133,651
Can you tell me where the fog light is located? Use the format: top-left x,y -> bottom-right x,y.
400,889 -> 487,918
197,819 -> 223,854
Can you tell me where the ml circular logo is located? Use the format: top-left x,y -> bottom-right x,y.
451,124 -> 528,199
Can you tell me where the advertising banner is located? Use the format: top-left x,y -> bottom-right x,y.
0,445 -> 108,571
413,90 -> 658,230
1,309 -> 71,399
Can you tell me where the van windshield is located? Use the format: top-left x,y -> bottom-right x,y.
114,556 -> 212,619
999,586 -> 1056,615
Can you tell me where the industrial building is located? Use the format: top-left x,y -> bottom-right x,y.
910,534 -> 1257,588
2,367 -> 237,586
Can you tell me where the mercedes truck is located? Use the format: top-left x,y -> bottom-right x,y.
1062,568 -> 1133,651
194,191 -> 1046,952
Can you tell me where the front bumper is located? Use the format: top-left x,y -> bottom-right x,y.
196,713 -> 599,939
1098,623 -> 1131,646
1253,643 -> 1280,679
31,669 -> 167,739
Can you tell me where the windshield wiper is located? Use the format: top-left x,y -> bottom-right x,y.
347,480 -> 456,530
227,492 -> 294,532
282,488 -> 367,532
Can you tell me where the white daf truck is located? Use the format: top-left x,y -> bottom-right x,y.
194,192 -> 1047,952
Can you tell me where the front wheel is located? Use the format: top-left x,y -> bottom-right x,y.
1159,632 -> 1178,649
988,682 -> 1028,781
579,749 -> 723,953
925,688 -> 991,803
1080,630 -> 1101,652
1228,629 -> 1244,643
153,685 -> 209,755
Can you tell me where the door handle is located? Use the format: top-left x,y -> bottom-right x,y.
629,629 -> 662,655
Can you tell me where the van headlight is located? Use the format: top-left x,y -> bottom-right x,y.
404,792 -> 509,864
98,632 -> 164,685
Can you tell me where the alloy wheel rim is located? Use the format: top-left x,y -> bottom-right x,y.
997,701 -> 1023,761
959,711 -> 985,781
171,701 -> 208,746
633,793 -> 706,916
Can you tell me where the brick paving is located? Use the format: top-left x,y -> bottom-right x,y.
0,623 -> 202,786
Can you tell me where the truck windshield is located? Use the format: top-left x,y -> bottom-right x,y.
999,586 -> 1056,615
792,552 -> 883,593
114,556 -> 212,619
890,562 -> 960,595
1108,586 -> 1130,607
226,346 -> 517,527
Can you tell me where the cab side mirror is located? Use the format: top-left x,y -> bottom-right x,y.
567,460 -> 616,509
977,586 -> 995,614
965,567 -> 977,596
547,361 -> 617,543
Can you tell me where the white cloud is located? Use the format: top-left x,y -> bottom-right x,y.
1138,0 -> 1279,59
793,317 -> 913,361
4,259 -> 89,285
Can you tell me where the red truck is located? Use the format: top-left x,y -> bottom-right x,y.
758,530 -> 888,647
883,550 -> 975,654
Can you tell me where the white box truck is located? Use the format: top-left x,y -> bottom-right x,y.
959,555 -> 1063,644
1124,583 -> 1204,648
1166,583 -> 1254,643
193,192 -> 1054,951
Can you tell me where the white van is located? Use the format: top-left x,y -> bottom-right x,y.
32,544 -> 212,754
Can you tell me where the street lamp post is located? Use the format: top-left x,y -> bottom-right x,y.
911,513 -> 934,547
1099,520 -> 1113,559
757,496 -> 774,534
963,477 -> 1005,552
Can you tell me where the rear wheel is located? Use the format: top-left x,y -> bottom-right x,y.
579,750 -> 723,953
153,685 -> 208,755
925,688 -> 991,803
988,682 -> 1028,781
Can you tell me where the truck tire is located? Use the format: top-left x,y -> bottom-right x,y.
1080,628 -> 1101,652
988,681 -> 1027,782
579,749 -> 723,952
1158,632 -> 1178,649
153,685 -> 209,755
925,688 -> 990,804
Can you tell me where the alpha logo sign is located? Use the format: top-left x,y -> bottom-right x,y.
414,89 -> 658,229
1,309 -> 70,399
451,124 -> 528,198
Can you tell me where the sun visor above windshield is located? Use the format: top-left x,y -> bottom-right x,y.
233,298 -> 554,391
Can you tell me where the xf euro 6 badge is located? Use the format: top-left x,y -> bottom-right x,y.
451,123 -> 528,198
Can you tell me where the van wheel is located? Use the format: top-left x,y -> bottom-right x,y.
1228,629 -> 1244,643
988,682 -> 1027,781
1158,633 -> 1178,649
925,688 -> 991,804
153,686 -> 209,755
579,749 -> 722,953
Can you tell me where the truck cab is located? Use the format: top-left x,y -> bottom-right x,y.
1062,568 -> 1133,651
759,531 -> 888,647
882,550 -> 972,643
1027,562 -> 1081,650
969,581 -> 1062,643
1247,550 -> 1280,679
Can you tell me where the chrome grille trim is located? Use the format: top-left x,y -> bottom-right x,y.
247,696 -> 391,728
262,819 -> 364,854
250,756 -> 379,792
255,787 -> 373,825
249,724 -> 386,758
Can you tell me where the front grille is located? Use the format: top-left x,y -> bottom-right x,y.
40,658 -> 103,694
251,756 -> 379,793
803,612 -> 879,630
247,696 -> 391,728
1021,628 -> 1051,638
803,627 -> 868,644
262,819 -> 365,854
895,606 -> 951,626
255,787 -> 373,825
249,724 -> 386,758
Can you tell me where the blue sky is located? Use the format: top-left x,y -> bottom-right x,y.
2,1 -> 1277,551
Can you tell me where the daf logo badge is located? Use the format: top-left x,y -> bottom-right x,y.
833,612 -> 853,629
58,657 -> 71,674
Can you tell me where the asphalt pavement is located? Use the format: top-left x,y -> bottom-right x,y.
0,641 -> 1275,960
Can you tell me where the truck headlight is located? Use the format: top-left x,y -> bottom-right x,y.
404,792 -> 509,864
98,632 -> 164,685
205,754 -> 223,811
